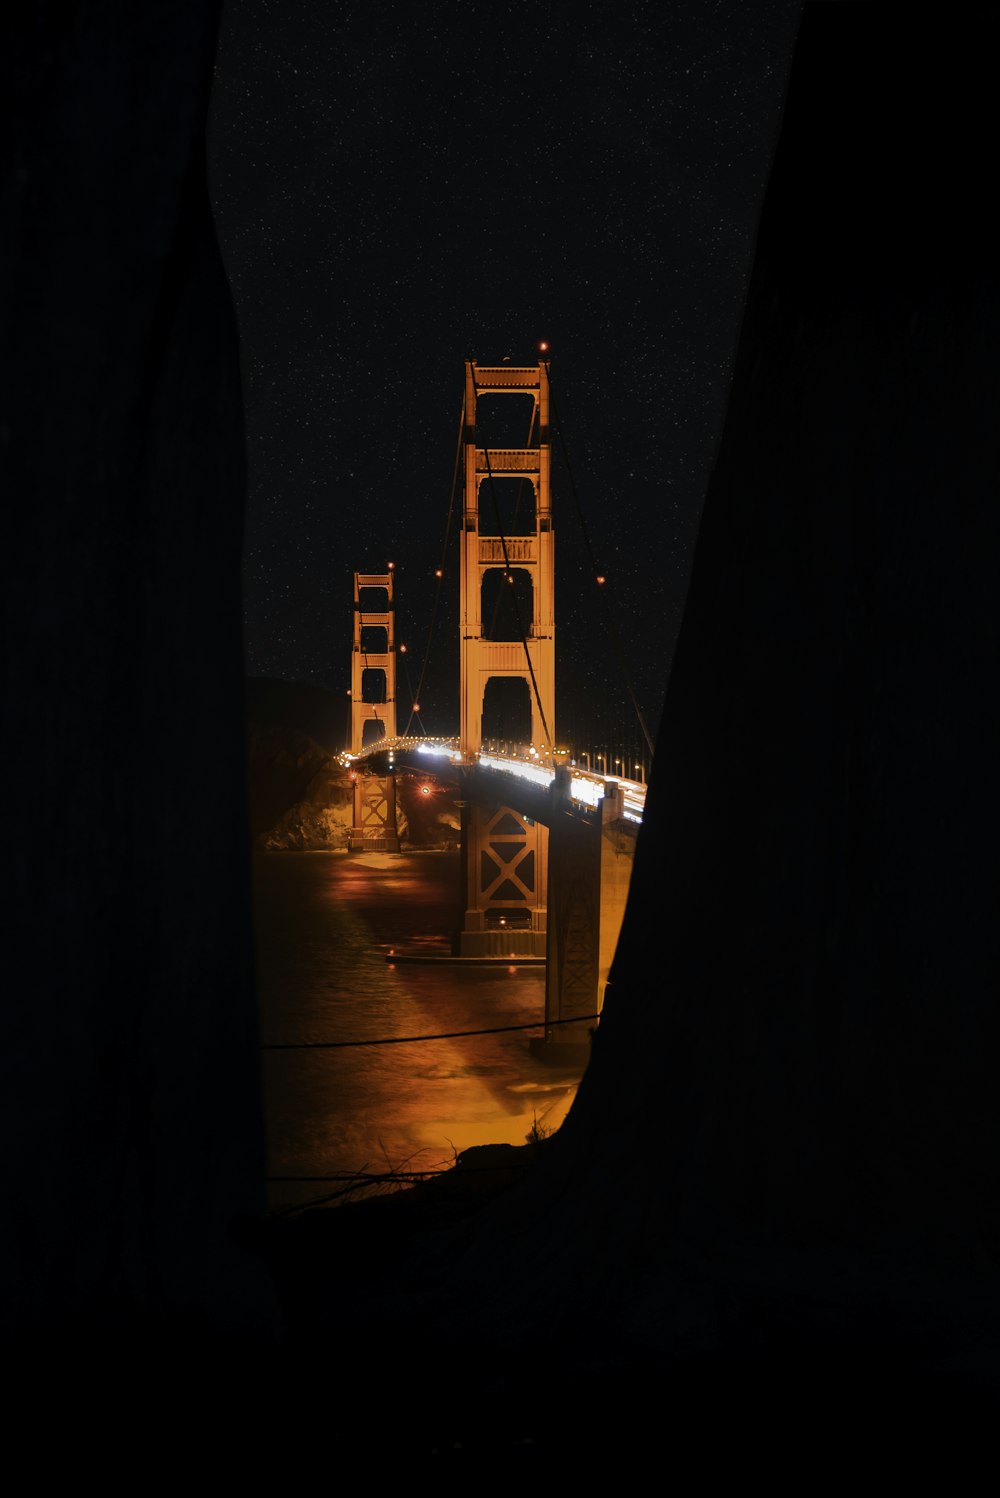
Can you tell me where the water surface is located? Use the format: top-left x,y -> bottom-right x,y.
254,850 -> 585,1210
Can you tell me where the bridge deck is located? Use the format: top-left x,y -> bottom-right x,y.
343,737 -> 646,826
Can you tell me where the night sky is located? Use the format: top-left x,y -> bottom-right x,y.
209,1 -> 802,753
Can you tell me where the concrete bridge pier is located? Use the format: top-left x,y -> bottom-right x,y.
349,769 -> 401,853
455,787 -> 548,957
537,773 -> 636,1059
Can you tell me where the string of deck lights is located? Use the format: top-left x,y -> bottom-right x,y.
342,736 -> 646,822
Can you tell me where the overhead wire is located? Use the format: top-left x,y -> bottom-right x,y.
268,1147 -> 567,1213
261,1010 -> 601,1049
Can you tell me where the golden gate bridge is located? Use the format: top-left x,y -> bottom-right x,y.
343,356 -> 650,1054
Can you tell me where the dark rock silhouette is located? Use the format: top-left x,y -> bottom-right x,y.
381,6 -> 1000,1441
246,676 -> 350,755
2,5 -> 274,1350
550,5 -> 1000,1284
247,721 -> 352,847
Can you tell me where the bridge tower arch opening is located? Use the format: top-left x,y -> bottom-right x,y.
360,717 -> 388,750
480,566 -> 534,647
351,571 -> 397,751
350,570 -> 401,852
480,675 -> 532,751
457,359 -> 555,957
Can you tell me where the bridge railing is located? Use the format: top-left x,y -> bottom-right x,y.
342,736 -> 646,822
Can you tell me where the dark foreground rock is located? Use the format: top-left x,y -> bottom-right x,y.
4,3 -> 999,1477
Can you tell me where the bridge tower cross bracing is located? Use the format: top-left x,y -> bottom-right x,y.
459,359 -> 555,755
351,570 -> 397,751
456,359 -> 554,957
350,570 -> 400,852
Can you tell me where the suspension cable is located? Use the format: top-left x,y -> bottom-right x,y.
402,396 -> 464,737
397,643 -> 426,737
385,566 -> 425,737
470,361 -> 555,760
541,355 -> 655,759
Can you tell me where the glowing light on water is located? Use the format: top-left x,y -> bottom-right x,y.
256,851 -> 579,1211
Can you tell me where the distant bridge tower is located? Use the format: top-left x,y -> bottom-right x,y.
457,359 -> 554,956
351,570 -> 397,751
349,570 -> 400,852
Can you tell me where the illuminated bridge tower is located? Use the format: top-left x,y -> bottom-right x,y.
349,570 -> 400,852
457,358 -> 555,956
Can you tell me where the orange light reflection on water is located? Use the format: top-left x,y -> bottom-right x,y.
256,851 -> 586,1211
